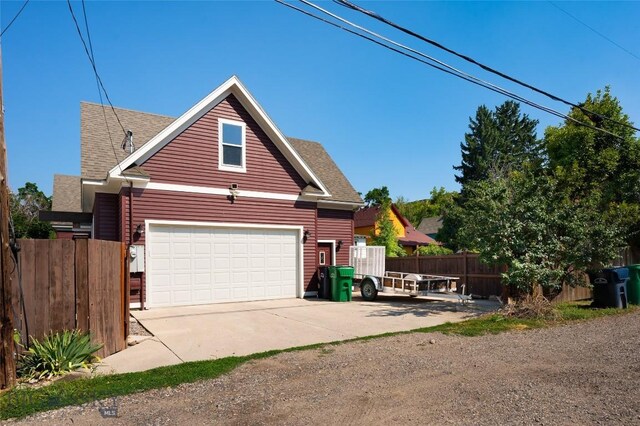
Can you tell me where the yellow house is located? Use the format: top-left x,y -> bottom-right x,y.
354,204 -> 437,255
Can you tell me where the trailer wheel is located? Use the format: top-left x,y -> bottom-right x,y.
361,278 -> 378,301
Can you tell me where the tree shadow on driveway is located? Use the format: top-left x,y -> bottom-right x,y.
360,295 -> 498,318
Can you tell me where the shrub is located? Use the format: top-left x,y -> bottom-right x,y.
17,330 -> 103,381
502,292 -> 559,321
415,244 -> 453,256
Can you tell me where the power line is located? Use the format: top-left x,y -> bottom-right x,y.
549,1 -> 640,63
77,0 -> 126,180
0,0 -> 30,39
275,0 -> 624,140
333,0 -> 639,133
66,0 -> 127,137
297,0 -> 572,122
67,0 -> 132,182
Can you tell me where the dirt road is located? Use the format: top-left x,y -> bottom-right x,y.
8,311 -> 640,425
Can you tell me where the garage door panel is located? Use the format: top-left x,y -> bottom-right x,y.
148,224 -> 299,307
214,289 -> 230,300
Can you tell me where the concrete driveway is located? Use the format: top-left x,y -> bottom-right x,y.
99,295 -> 499,374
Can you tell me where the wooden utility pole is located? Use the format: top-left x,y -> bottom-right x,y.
0,44 -> 17,390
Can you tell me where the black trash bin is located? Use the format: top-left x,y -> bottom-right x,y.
318,266 -> 331,299
590,267 -> 629,309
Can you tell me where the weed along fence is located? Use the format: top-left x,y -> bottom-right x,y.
10,239 -> 129,358
385,252 -> 592,302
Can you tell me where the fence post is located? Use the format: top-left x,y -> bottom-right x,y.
463,251 -> 468,292
414,252 -> 419,273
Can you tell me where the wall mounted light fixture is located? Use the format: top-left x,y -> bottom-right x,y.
229,183 -> 239,202
303,229 -> 311,241
337,240 -> 343,250
135,224 -> 144,235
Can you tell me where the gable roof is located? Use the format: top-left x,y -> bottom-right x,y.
78,79 -> 362,205
417,216 -> 443,235
354,204 -> 409,228
51,174 -> 82,212
354,204 -> 436,246
81,102 -> 175,180
402,225 -> 437,246
106,76 -> 330,198
287,138 -> 361,204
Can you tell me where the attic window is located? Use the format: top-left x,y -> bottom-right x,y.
218,118 -> 246,172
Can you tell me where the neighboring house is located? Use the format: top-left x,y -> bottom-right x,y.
48,76 -> 363,308
354,204 -> 436,255
40,174 -> 92,239
417,216 -> 443,240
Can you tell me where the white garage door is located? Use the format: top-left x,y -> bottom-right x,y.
147,224 -> 299,308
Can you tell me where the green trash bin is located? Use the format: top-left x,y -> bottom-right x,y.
329,266 -> 353,302
627,264 -> 640,305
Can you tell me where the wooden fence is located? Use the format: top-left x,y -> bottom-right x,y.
10,239 -> 129,358
385,252 -> 592,302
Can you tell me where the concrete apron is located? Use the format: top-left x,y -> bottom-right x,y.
97,295 -> 499,374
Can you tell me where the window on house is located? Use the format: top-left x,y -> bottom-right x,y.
219,119 -> 246,172
319,251 -> 326,265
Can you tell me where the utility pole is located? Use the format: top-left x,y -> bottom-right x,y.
0,44 -> 17,390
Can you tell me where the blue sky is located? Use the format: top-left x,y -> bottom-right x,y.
2,1 -> 639,201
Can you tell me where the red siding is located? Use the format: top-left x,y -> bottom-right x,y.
94,193 -> 119,241
123,188 -> 319,303
317,209 -> 354,266
141,94 -> 307,194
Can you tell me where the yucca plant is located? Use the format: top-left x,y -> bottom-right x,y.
17,330 -> 103,381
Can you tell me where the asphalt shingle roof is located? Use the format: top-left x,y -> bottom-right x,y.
417,216 -> 443,235
76,102 -> 362,204
81,102 -> 175,180
51,174 -> 82,212
287,138 -> 362,204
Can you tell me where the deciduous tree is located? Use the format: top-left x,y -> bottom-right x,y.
10,182 -> 53,239
457,166 -> 627,294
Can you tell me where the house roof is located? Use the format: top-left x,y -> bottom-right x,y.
81,102 -> 175,180
401,225 -> 437,247
354,204 -> 409,228
417,216 -> 443,235
77,90 -> 362,205
107,76 -> 331,199
354,204 -> 436,247
51,174 -> 82,212
287,138 -> 361,204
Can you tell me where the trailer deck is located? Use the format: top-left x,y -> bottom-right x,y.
349,246 -> 472,303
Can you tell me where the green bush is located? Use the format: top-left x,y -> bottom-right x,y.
415,244 -> 453,256
18,330 -> 103,381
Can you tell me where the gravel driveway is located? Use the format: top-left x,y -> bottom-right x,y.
6,311 -> 640,425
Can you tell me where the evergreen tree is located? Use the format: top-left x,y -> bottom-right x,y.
442,101 -> 541,251
454,101 -> 541,189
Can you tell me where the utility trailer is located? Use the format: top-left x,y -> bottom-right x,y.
349,246 -> 472,303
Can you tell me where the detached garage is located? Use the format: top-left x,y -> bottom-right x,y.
51,76 -> 364,309
146,222 -> 302,308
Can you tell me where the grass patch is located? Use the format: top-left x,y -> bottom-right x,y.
419,314 -> 546,337
555,301 -> 637,321
2,301 -> 636,420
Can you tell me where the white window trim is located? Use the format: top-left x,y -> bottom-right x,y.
218,118 -> 247,173
318,239 -> 337,266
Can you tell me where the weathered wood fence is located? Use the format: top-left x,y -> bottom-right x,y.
385,252 -> 592,302
10,239 -> 129,358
